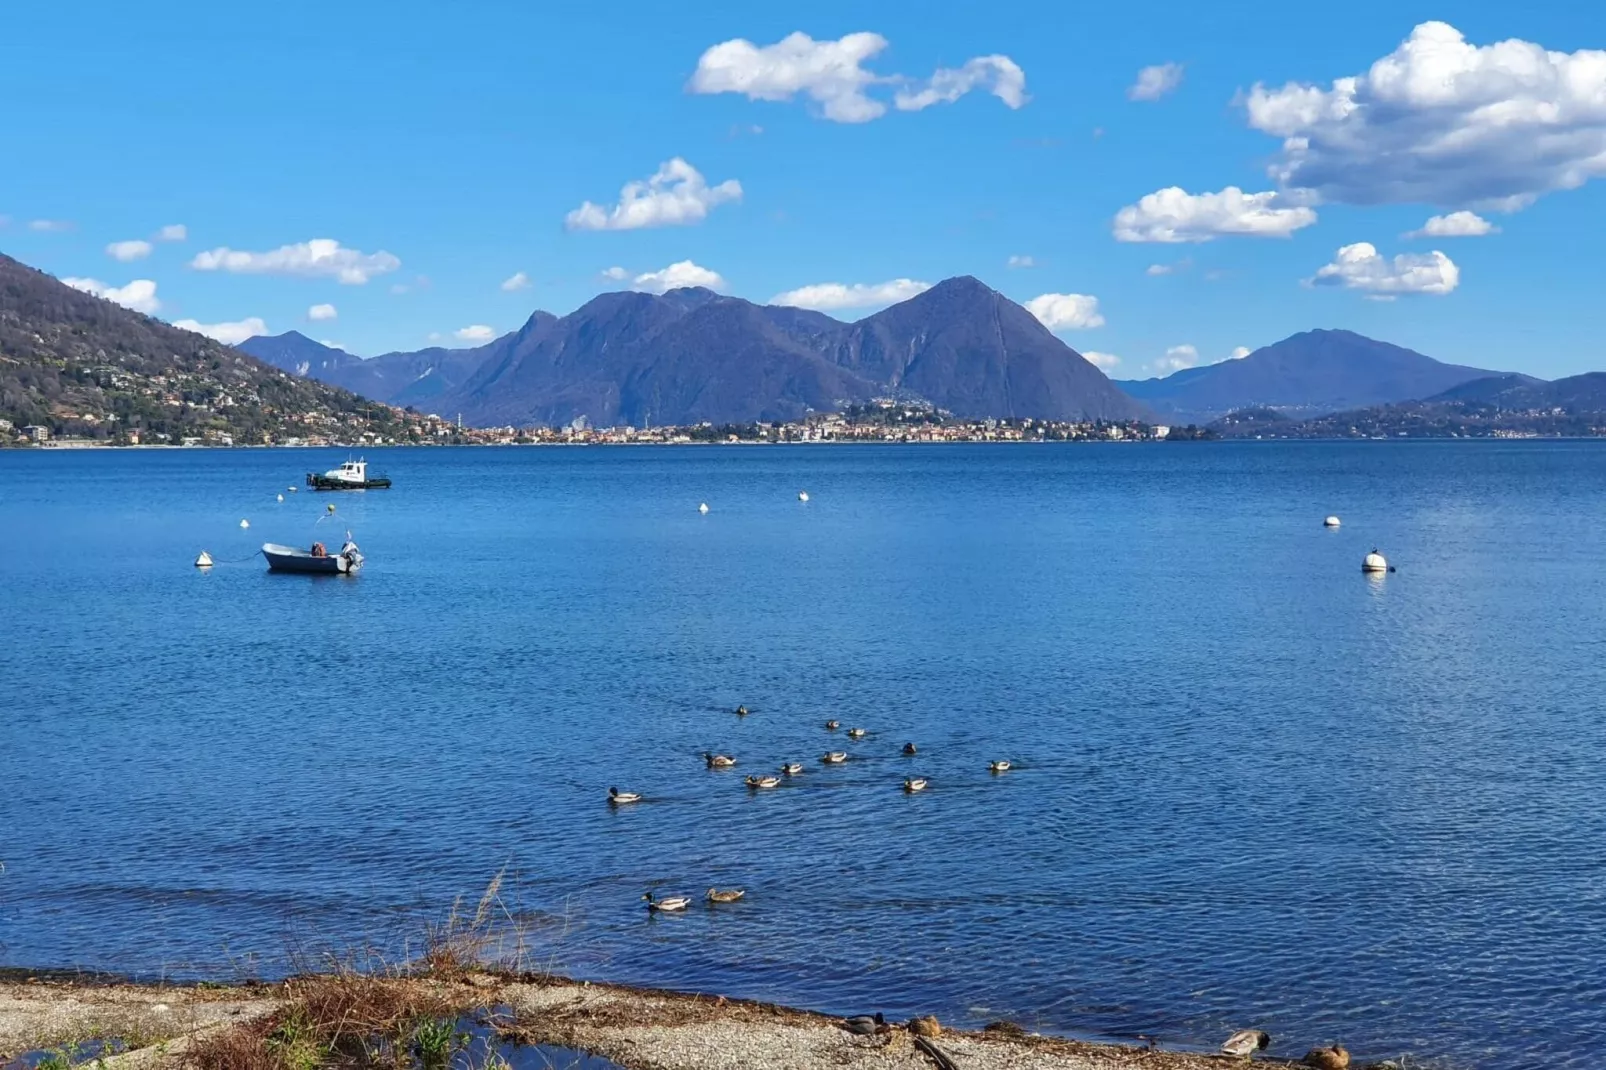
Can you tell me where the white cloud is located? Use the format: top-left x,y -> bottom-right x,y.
1231,346 -> 1252,359
690,31 -> 1027,122
28,219 -> 72,232
1114,186 -> 1318,242
600,266 -> 630,281
1024,292 -> 1106,330
894,54 -> 1028,112
106,240 -> 153,262
1309,242 -> 1460,296
632,260 -> 727,294
769,278 -> 929,310
173,316 -> 268,345
1007,254 -> 1035,268
1154,344 -> 1200,374
1146,258 -> 1194,276
500,271 -> 530,291
156,224 -> 187,242
1405,211 -> 1499,239
565,158 -> 741,231
1128,62 -> 1184,102
319,340 -> 346,351
307,303 -> 337,322
62,277 -> 161,314
1081,351 -> 1121,370
454,325 -> 497,343
190,238 -> 401,284
1245,21 -> 1606,209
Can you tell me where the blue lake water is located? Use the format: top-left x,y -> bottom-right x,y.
2,443 -> 1604,1069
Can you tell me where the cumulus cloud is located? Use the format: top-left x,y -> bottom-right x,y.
500,271 -> 530,291
1154,344 -> 1200,374
28,219 -> 72,232
1244,21 -> 1606,209
565,158 -> 741,231
1024,292 -> 1106,330
106,240 -> 153,262
307,303 -> 337,321
894,54 -> 1028,112
1405,211 -> 1499,239
631,260 -> 727,294
62,277 -> 161,314
1309,242 -> 1460,297
1114,186 -> 1318,242
157,224 -> 187,242
769,278 -> 929,310
454,325 -> 496,342
173,316 -> 268,345
690,31 -> 1026,122
1007,254 -> 1035,268
600,266 -> 630,281
1231,346 -> 1252,359
1128,62 -> 1184,102
1081,351 -> 1121,370
190,239 -> 401,284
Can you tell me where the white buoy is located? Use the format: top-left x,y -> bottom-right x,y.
1324,515 -> 1341,528
239,519 -> 250,529
288,486 -> 298,493
798,491 -> 810,502
1362,549 -> 1389,573
277,493 -> 284,502
194,551 -> 213,568
698,502 -> 710,514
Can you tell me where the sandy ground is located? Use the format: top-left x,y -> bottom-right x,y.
0,975 -> 1334,1070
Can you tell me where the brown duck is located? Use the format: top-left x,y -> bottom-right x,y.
1301,1043 -> 1349,1070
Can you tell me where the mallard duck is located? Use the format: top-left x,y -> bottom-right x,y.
903,777 -> 929,793
821,751 -> 848,764
902,742 -> 918,756
907,1016 -> 941,1037
641,891 -> 689,912
745,774 -> 782,789
706,887 -> 745,903
734,705 -> 749,716
703,751 -> 737,768
824,720 -> 840,730
838,1012 -> 888,1036
1221,1029 -> 1271,1058
988,760 -> 1012,773
846,727 -> 867,739
780,762 -> 804,776
1301,1044 -> 1348,1070
608,787 -> 642,804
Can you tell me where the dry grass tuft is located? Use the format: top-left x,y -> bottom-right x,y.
187,1018 -> 282,1070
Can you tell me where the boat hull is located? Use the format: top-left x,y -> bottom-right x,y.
261,543 -> 358,573
307,474 -> 391,490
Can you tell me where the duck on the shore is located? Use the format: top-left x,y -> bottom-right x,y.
1301,1044 -> 1349,1070
907,1016 -> 941,1037
703,752 -> 737,768
902,742 -> 918,756
780,762 -> 804,776
706,887 -> 745,903
988,760 -> 1012,773
903,777 -> 929,793
824,720 -> 840,731
846,727 -> 867,739
838,1012 -> 889,1037
642,891 -> 690,912
745,774 -> 782,789
608,787 -> 642,805
822,751 -> 848,764
1221,1029 -> 1271,1058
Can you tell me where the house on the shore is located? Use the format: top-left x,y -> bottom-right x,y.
21,424 -> 50,443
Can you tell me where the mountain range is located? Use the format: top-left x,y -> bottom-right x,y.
242,278 -> 1147,427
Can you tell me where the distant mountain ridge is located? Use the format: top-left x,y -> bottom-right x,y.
244,277 -> 1147,427
1119,329 -> 1512,423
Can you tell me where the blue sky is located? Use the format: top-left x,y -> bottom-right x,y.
3,1 -> 1604,379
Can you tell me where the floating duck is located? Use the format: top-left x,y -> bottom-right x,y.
988,760 -> 1012,773
734,705 -> 749,717
822,751 -> 848,764
1301,1044 -> 1349,1070
846,727 -> 867,740
745,774 -> 782,789
194,551 -> 213,568
824,720 -> 840,731
1323,516 -> 1341,528
704,752 -> 737,768
698,502 -> 710,514
642,891 -> 690,912
780,762 -> 804,776
706,887 -> 746,904
838,1013 -> 888,1037
903,777 -> 929,793
907,1016 -> 942,1038
608,787 -> 642,805
1221,1029 -> 1271,1058
1362,549 -> 1392,573
902,742 -> 918,756
798,491 -> 809,502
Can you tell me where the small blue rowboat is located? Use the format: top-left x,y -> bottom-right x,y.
261,539 -> 363,574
